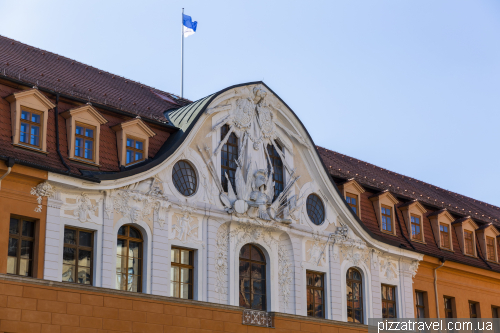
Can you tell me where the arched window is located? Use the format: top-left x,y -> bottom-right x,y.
346,268 -> 363,323
116,225 -> 143,292
267,142 -> 284,201
239,244 -> 266,311
221,124 -> 238,192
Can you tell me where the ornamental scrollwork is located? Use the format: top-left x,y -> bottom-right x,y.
30,182 -> 55,212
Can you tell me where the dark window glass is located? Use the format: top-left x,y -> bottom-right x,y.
7,217 -> 35,277
346,193 -> 358,216
464,230 -> 474,255
125,137 -> 145,165
116,225 -> 142,292
382,285 -> 397,319
172,160 -> 197,196
307,271 -> 324,318
306,194 -> 325,225
74,123 -> 95,161
381,205 -> 392,232
469,301 -> 479,318
440,224 -> 450,249
19,109 -> 42,148
411,215 -> 421,240
415,291 -> 426,318
444,296 -> 454,318
221,124 -> 238,192
239,244 -> 266,311
487,237 -> 496,261
267,142 -> 284,201
171,247 -> 194,299
492,306 -> 499,318
62,227 -> 93,285
347,268 -> 363,323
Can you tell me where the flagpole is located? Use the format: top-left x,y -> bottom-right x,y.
181,8 -> 184,98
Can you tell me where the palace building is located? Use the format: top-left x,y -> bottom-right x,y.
0,34 -> 498,333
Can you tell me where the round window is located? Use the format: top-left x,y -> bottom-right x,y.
306,193 -> 325,225
172,160 -> 197,196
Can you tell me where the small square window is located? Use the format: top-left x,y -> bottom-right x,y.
346,193 -> 358,216
19,109 -> 42,148
381,205 -> 393,232
74,123 -> 96,161
125,137 -> 145,165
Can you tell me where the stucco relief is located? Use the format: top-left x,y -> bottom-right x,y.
170,205 -> 201,243
305,233 -> 327,266
379,257 -> 398,281
110,177 -> 171,228
61,193 -> 101,223
30,181 -> 55,212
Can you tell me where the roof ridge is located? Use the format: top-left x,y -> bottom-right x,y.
0,34 -> 191,104
317,145 -> 500,211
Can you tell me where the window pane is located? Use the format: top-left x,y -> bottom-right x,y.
171,248 -> 180,263
126,138 -> 134,147
20,126 -> 27,143
126,150 -> 133,164
251,263 -> 265,279
171,281 -> 179,298
21,240 -> 33,259
76,126 -> 84,135
127,257 -> 140,275
7,256 -> 17,274
31,113 -> 41,123
64,228 -> 76,245
85,128 -> 94,138
79,232 -> 92,247
135,152 -> 143,161
252,294 -> 265,310
63,247 -> 75,265
180,283 -> 190,299
116,255 -> 126,274
19,259 -> 32,277
128,227 -> 140,239
127,275 -> 139,292
30,126 -> 40,146
239,261 -> 250,277
22,220 -> 35,237
62,264 -> 75,282
135,141 -> 143,150
117,239 -> 126,256
9,218 -> 19,235
129,242 -> 141,258
253,279 -> 264,294
118,226 -> 126,236
79,250 -> 92,268
78,267 -> 91,285
8,238 -> 18,257
171,266 -> 179,282
21,111 -> 30,120
180,250 -> 190,265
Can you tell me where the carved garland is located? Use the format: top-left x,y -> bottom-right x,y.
30,182 -> 55,212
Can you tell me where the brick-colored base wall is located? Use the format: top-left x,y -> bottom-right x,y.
0,275 -> 367,333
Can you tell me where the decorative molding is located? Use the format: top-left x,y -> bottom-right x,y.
62,193 -> 102,223
215,223 -> 230,303
242,309 -> 274,328
171,205 -> 200,243
278,242 -> 292,310
30,182 -> 55,212
379,257 -> 398,281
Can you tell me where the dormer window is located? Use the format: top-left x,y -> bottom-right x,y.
476,224 -> 499,263
411,215 -> 422,241
61,105 -> 107,166
381,205 -> 392,233
6,88 -> 55,153
20,109 -> 42,148
370,191 -> 399,236
464,230 -> 474,255
126,137 -> 145,165
440,223 -> 451,249
112,118 -> 155,167
428,209 -> 454,250
338,179 -> 365,219
75,123 -> 95,160
452,217 -> 478,257
346,193 -> 359,215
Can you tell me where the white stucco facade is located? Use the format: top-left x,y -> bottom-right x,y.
36,83 -> 422,322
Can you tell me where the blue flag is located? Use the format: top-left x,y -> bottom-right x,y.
183,14 -> 197,37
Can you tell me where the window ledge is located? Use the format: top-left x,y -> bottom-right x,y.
411,239 -> 426,245
487,260 -> 498,264
68,157 -> 101,167
124,160 -> 146,168
380,230 -> 397,237
440,247 -> 454,253
12,143 -> 49,155
463,253 -> 477,258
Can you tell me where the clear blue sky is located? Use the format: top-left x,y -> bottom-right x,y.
1,0 -> 499,206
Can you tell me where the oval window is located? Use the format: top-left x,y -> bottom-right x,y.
172,160 -> 197,196
306,194 -> 325,225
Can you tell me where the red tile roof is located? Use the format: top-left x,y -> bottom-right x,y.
0,35 -> 191,122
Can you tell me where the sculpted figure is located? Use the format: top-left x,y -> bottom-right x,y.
247,169 -> 272,220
